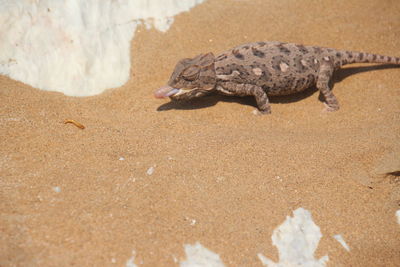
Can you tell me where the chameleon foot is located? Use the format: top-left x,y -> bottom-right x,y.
252,108 -> 271,115
323,102 -> 340,112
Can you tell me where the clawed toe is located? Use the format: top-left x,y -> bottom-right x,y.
252,108 -> 271,115
323,102 -> 340,112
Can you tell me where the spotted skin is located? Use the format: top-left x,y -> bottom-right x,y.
158,41 -> 400,114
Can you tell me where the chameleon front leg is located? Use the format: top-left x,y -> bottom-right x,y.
217,82 -> 271,114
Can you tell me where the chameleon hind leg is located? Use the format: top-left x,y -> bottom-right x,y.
317,61 -> 340,112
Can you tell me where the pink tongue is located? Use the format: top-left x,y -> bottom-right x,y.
154,86 -> 179,98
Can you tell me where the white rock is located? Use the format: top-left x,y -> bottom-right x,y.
0,0 -> 205,96
258,208 -> 329,267
180,242 -> 225,267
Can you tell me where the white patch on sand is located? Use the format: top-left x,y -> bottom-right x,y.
0,0 -> 205,96
126,250 -> 137,267
333,234 -> 350,252
146,166 -> 155,175
396,210 -> 400,225
180,242 -> 225,267
52,186 -> 61,193
258,208 -> 329,267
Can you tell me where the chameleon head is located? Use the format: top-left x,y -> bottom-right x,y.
154,53 -> 216,100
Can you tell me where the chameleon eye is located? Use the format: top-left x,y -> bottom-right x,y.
181,65 -> 200,81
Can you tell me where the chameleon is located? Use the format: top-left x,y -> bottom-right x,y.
154,41 -> 400,114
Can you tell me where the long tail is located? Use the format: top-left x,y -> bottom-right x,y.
338,50 -> 400,66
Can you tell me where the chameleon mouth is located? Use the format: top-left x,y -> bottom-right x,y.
154,86 -> 191,98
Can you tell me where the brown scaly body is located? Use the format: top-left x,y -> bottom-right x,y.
155,41 -> 400,114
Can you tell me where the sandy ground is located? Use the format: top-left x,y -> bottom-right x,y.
1,0 -> 400,266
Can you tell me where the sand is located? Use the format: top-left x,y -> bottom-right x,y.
1,0 -> 399,266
